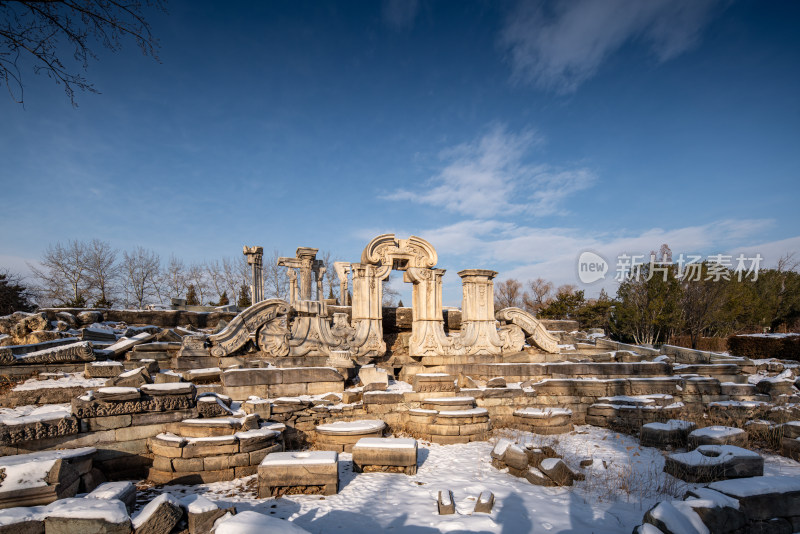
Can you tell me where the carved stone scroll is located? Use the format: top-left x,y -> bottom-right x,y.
207,299 -> 290,357
495,307 -> 560,354
7,341 -> 95,365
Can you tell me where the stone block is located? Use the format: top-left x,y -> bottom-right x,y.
132,493 -> 183,534
502,445 -> 529,471
359,366 -> 389,386
688,426 -> 747,449
258,451 -> 338,497
413,374 -> 455,393
43,498 -> 130,534
539,458 -> 576,486
525,466 -> 557,487
85,415 -> 133,432
85,481 -> 137,514
665,445 -> 763,483
709,475 -> 800,521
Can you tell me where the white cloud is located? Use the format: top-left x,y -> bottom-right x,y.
384,125 -> 595,218
382,0 -> 420,31
500,0 -> 723,93
409,217 -> 792,304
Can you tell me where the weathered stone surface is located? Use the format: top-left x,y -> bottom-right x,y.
665,445 -> 763,483
474,491 -> 494,514
683,488 -> 747,534
258,451 -> 338,497
640,420 -> 697,449
132,493 -> 183,534
709,475 -> 800,521
525,466 -> 557,487
0,415 -> 79,445
539,458 -> 576,486
86,481 -> 137,513
688,426 -> 747,449
77,311 -> 104,326
486,377 -> 506,388
105,367 -> 151,388
44,498 -> 131,534
72,392 -> 194,418
437,490 -> 455,515
182,494 -> 231,534
85,362 -> 124,379
359,366 -> 389,386
502,445 -> 529,471
412,374 -> 455,393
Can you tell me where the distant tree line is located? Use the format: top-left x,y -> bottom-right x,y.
12,240 -> 346,310
495,245 -> 800,348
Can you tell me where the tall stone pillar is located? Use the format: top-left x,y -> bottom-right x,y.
243,246 -> 264,304
349,263 -> 389,357
405,267 -> 459,356
333,262 -> 351,306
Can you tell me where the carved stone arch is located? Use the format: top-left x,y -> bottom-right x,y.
207,299 -> 290,357
361,234 -> 438,271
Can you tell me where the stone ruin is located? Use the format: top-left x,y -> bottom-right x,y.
0,233 -> 799,532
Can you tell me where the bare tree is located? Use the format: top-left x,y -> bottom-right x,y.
121,246 -> 160,309
221,256 -> 248,303
205,259 -> 228,305
318,250 -> 341,300
1,0 -> 164,107
494,278 -> 523,309
523,277 -> 553,315
382,274 -> 401,307
186,263 -> 209,305
163,254 -> 187,300
84,238 -> 118,307
263,249 -> 289,301
29,240 -> 89,307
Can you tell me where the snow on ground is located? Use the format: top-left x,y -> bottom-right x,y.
136,426 -> 800,533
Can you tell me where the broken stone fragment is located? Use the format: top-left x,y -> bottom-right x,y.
437,490 -> 455,515
539,458 -> 576,486
474,491 -> 494,514
132,493 -> 183,534
486,377 -> 506,388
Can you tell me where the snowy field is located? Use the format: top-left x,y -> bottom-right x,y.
137,426 -> 800,533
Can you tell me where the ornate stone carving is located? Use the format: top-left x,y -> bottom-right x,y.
207,299 -> 290,357
256,319 -> 290,357
0,416 -> 79,444
361,234 -> 438,270
2,340 -> 95,365
495,307 -> 560,354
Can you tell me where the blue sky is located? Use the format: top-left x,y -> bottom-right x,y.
1,0 -> 799,305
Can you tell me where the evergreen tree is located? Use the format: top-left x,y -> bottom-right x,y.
186,284 -> 199,305
237,283 -> 252,308
0,271 -> 34,315
216,292 -> 229,306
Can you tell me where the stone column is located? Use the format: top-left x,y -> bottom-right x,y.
459,269 -> 498,324
287,269 -> 298,306
333,262 -> 351,306
317,266 -> 326,301
243,246 -> 264,304
296,247 -> 318,301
